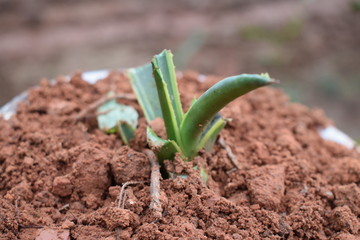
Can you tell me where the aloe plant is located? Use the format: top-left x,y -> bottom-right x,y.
129,50 -> 276,162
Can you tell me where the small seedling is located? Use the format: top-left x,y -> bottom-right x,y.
129,50 -> 277,163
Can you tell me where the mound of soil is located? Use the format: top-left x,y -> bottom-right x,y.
0,71 -> 359,239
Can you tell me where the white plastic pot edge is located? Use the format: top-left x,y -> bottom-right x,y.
0,69 -> 358,151
318,126 -> 357,150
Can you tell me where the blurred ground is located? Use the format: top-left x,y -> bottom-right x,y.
0,0 -> 359,139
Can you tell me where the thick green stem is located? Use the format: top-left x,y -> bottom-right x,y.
180,74 -> 276,157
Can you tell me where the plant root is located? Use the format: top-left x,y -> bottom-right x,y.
19,225 -> 43,229
143,149 -> 163,219
14,196 -> 20,221
219,136 -> 241,169
15,196 -> 44,230
75,93 -> 136,120
58,203 -> 70,212
117,181 -> 140,209
115,181 -> 141,240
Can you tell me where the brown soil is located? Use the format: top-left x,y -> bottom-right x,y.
0,71 -> 359,239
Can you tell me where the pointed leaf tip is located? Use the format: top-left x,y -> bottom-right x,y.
270,78 -> 280,84
260,73 -> 279,84
260,72 -> 270,79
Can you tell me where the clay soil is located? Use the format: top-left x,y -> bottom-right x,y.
0,72 -> 359,240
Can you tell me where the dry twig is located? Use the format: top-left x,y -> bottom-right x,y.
218,136 -> 241,169
75,93 -> 136,120
143,149 -> 162,219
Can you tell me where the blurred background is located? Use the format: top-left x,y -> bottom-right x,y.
0,0 -> 359,139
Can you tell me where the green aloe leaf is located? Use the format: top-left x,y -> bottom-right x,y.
192,165 -> 209,185
151,62 -> 182,144
128,64 -> 163,122
152,50 -> 184,127
97,97 -> 138,145
117,121 -> 136,145
181,73 -> 276,157
200,166 -> 208,185
198,116 -> 227,153
146,127 -> 183,162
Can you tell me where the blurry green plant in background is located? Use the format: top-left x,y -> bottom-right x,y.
350,1 -> 360,12
240,19 -> 303,45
